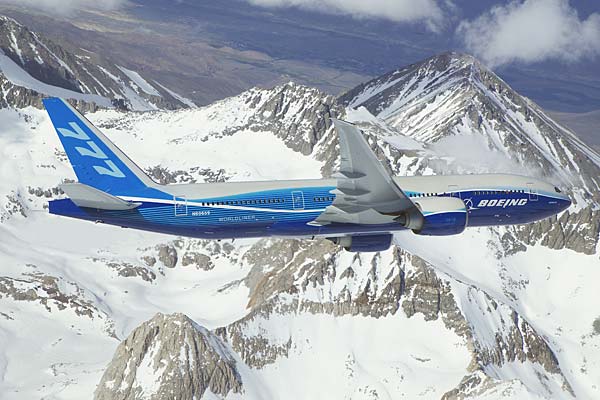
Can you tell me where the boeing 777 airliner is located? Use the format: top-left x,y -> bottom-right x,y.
43,98 -> 571,252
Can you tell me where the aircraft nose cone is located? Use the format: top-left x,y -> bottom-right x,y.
560,196 -> 572,212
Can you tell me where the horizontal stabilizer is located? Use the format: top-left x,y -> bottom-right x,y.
60,183 -> 141,210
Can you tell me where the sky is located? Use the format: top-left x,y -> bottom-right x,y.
458,0 -> 600,67
3,0 -> 598,68
245,0 -> 600,68
1,0 -> 598,113
245,0 -> 449,32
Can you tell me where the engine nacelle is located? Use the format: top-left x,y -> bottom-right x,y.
329,234 -> 393,252
412,196 -> 467,236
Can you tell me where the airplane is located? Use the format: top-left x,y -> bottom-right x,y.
43,97 -> 571,252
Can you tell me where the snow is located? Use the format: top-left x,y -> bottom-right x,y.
79,64 -> 110,94
28,43 -> 43,65
32,33 -> 75,76
90,105 -> 323,182
0,101 -> 326,398
8,30 -> 23,65
0,49 -> 111,106
395,228 -> 600,399
97,66 -> 159,111
348,71 -> 407,108
135,340 -> 166,397
154,81 -> 197,108
117,66 -> 161,97
0,70 -> 598,399
236,312 -> 471,399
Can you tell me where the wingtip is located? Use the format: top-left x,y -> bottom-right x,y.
330,118 -> 355,127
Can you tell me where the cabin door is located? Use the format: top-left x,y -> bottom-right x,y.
527,183 -> 538,201
291,191 -> 305,210
174,196 -> 188,216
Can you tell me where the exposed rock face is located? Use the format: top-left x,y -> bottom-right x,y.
2,46 -> 596,398
157,244 -> 178,268
0,272 -> 101,318
181,252 -> 214,270
204,81 -> 343,155
340,51 -> 600,254
217,238 -> 572,397
513,206 -> 600,255
442,371 -> 508,400
94,313 -> 243,400
244,82 -> 344,155
593,318 -> 600,335
108,262 -> 157,283
141,256 -> 157,267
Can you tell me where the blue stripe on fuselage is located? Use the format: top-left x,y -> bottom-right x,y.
49,186 -> 570,239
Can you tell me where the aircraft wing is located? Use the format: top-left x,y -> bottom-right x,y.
313,119 -> 420,225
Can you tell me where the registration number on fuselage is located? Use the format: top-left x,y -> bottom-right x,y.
191,210 -> 211,216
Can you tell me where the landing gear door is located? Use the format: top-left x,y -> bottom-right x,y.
527,183 -> 538,201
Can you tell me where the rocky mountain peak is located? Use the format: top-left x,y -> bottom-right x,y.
404,51 -> 483,80
0,15 -> 20,25
0,14 -> 83,94
1,45 -> 599,398
0,14 -> 193,111
94,312 -> 243,400
338,51 -> 491,117
340,51 -> 600,201
235,80 -> 343,155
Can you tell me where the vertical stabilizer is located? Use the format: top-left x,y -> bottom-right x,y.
43,97 -> 155,195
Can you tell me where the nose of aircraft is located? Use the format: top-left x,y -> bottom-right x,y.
558,194 -> 572,212
551,185 -> 571,212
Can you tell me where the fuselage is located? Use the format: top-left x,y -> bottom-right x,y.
50,173 -> 571,239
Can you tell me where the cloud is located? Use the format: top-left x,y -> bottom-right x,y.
457,0 -> 600,67
429,133 -> 524,175
244,0 -> 449,32
0,0 -> 126,15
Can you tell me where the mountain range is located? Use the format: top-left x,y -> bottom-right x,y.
0,15 -> 598,400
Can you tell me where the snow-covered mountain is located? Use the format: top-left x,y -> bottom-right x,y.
0,15 -> 194,111
0,37 -> 598,400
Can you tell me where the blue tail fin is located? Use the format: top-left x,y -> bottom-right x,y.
43,97 -> 154,195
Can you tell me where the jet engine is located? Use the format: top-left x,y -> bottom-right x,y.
328,234 -> 393,252
410,196 -> 467,236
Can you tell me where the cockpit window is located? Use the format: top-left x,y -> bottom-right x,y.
554,186 -> 562,193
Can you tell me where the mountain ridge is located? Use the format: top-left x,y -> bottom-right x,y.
0,14 -> 193,111
0,24 -> 598,399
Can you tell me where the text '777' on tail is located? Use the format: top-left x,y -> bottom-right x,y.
43,97 -> 155,196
